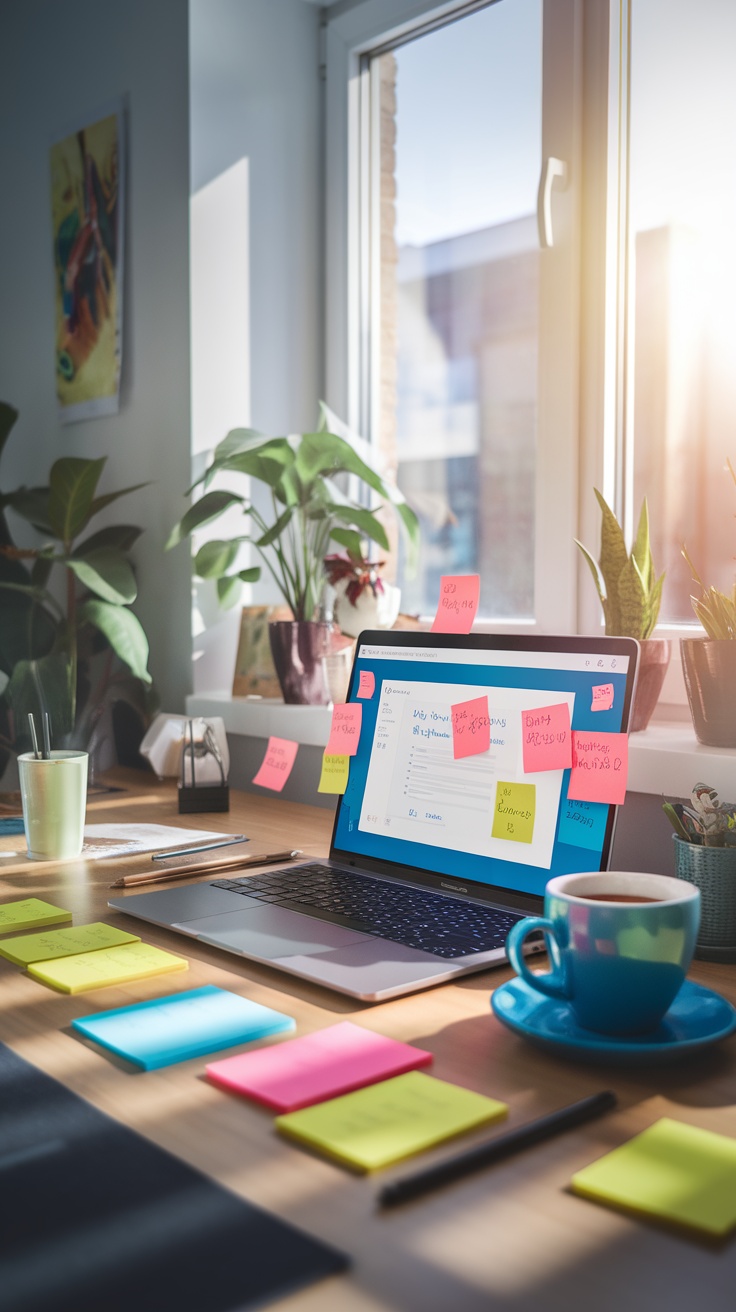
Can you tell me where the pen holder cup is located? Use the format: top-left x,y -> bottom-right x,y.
18,751 -> 88,860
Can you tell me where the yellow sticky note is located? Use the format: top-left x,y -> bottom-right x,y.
276,1071 -> 507,1173
28,941 -> 188,994
492,781 -> 536,843
0,922 -> 140,966
571,1118 -> 736,1237
318,753 -> 350,794
0,898 -> 72,934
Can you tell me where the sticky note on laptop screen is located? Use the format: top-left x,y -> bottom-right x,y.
0,922 -> 139,966
28,941 -> 188,993
0,899 -> 72,934
275,1071 -> 507,1172
72,985 -> 295,1069
206,1021 -> 433,1111
571,1118 -> 736,1237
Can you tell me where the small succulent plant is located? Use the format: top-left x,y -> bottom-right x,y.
576,490 -> 665,639
663,783 -> 736,847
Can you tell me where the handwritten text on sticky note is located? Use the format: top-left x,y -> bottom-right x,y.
318,754 -> 350,794
591,683 -> 614,712
567,731 -> 628,806
326,702 -> 362,756
252,737 -> 299,792
431,575 -> 480,633
557,797 -> 609,852
492,781 -> 536,844
521,703 -> 572,773
451,696 -> 490,759
358,670 -> 375,699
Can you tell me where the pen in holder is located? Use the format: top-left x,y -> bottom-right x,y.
178,719 -> 230,813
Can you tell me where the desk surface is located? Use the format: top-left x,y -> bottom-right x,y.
2,771 -> 735,1312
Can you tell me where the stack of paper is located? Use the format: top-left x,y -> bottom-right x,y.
28,942 -> 188,993
0,923 -> 139,965
0,899 -> 72,934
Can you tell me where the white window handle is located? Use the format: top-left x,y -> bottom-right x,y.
537,156 -> 568,249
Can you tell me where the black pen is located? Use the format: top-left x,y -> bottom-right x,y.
377,1089 -> 617,1209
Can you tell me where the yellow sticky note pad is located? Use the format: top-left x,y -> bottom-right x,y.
28,941 -> 188,994
276,1071 -> 507,1173
0,922 -> 140,966
318,754 -> 350,794
492,781 -> 536,844
571,1118 -> 736,1237
0,899 -> 72,935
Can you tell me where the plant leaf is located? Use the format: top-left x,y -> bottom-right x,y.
166,491 -> 246,549
617,557 -> 647,638
49,457 -> 106,543
593,488 -> 628,619
631,498 -> 652,590
194,538 -> 246,579
216,575 -> 243,609
645,572 -> 665,637
88,482 -> 150,521
6,486 -> 53,534
6,650 -> 75,741
575,539 -> 606,608
67,548 -> 137,605
75,524 -> 143,555
79,599 -> 151,681
0,402 -> 18,462
238,567 -> 261,583
329,527 -> 365,559
326,504 -> 390,551
255,507 -> 294,548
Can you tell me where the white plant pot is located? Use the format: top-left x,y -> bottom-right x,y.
333,580 -> 401,638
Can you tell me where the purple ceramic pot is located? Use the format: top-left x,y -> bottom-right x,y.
268,620 -> 333,705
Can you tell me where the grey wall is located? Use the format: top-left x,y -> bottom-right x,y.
0,0 -> 192,713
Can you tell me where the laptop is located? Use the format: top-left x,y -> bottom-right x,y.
110,631 -> 639,1001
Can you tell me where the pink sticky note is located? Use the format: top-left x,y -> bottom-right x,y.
567,731 -> 628,806
451,696 -> 490,759
252,736 -> 299,792
591,683 -> 614,712
326,702 -> 362,756
358,670 -> 375,699
522,703 -> 572,773
206,1020 -> 433,1112
431,575 -> 480,634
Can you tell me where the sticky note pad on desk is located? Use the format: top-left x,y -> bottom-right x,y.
276,1071 -> 507,1172
207,1020 -> 433,1111
571,1118 -> 736,1237
72,985 -> 295,1069
28,941 -> 188,993
0,922 -> 139,966
0,898 -> 72,934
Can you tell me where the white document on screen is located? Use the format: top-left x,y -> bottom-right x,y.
358,680 -> 575,870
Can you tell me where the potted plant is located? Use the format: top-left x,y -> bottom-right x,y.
681,460 -> 736,746
664,783 -> 736,961
323,550 -> 400,639
0,402 -> 155,781
167,403 -> 419,704
576,490 -> 669,731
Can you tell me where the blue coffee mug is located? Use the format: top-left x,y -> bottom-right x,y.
506,871 -> 700,1035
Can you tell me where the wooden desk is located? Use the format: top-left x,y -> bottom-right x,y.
2,771 -> 736,1312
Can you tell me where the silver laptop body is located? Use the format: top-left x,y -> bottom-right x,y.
110,631 -> 638,1001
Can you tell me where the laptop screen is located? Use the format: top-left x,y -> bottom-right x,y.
331,632 -> 638,903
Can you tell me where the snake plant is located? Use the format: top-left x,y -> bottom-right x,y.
576,490 -> 664,639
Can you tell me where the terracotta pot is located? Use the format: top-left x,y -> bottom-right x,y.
268,620 -> 333,705
629,638 -> 671,732
681,638 -> 736,747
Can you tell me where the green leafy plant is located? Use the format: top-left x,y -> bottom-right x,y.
167,402 -> 420,621
682,459 -> 736,639
576,490 -> 664,639
0,402 -> 154,771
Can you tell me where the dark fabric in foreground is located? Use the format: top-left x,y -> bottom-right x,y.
0,1041 -> 347,1312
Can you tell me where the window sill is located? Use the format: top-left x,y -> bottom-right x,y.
185,691 -> 332,747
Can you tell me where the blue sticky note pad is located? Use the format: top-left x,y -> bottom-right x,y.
0,817 -> 26,835
72,985 -> 295,1070
557,796 -> 609,851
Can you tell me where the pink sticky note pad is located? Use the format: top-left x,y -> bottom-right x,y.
522,703 -> 572,773
431,575 -> 480,634
326,702 -> 362,756
252,736 -> 299,792
568,731 -> 628,806
451,696 -> 490,759
205,1021 -> 433,1112
591,683 -> 614,712
358,670 -> 375,699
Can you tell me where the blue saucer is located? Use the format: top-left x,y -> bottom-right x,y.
490,977 -> 736,1065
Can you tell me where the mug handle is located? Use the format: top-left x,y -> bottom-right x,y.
506,916 -> 570,1000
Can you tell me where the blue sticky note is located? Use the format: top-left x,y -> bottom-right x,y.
0,817 -> 26,835
557,796 -> 609,851
72,985 -> 295,1070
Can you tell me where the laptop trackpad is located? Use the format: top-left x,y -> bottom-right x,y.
175,904 -> 373,960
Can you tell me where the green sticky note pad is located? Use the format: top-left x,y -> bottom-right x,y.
492,781 -> 536,844
276,1071 -> 507,1173
571,1117 -> 736,1237
0,922 -> 139,966
0,898 -> 72,934
28,941 -> 188,994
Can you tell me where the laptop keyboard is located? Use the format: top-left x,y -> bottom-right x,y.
210,862 -> 523,959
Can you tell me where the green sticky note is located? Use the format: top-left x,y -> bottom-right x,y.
276,1070 -> 507,1173
28,941 -> 188,994
0,922 -> 139,966
492,781 -> 536,844
571,1118 -> 736,1237
318,754 -> 350,794
0,898 -> 72,934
